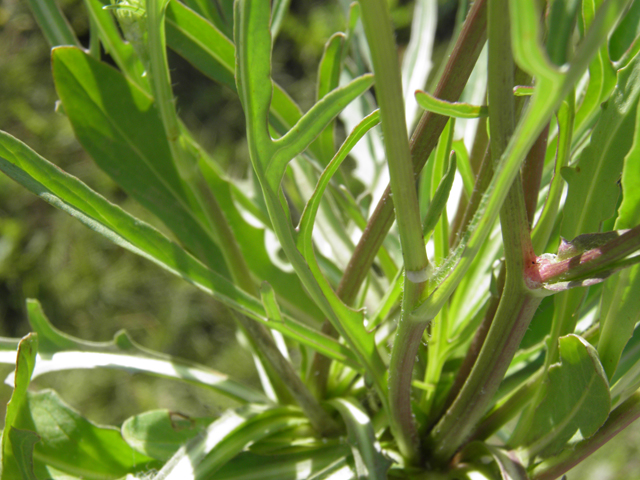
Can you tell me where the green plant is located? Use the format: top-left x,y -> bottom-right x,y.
2,0 -> 640,478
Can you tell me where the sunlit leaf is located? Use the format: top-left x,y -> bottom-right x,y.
0,131 -> 359,368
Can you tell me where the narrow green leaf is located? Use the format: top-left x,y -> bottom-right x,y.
546,0 -> 581,65
260,282 -> 284,324
423,153 -> 457,238
532,96 -> 574,254
312,33 -> 345,165
271,0 -> 291,38
14,390 -> 158,478
181,0 -> 231,36
297,110 -> 380,260
235,0 -> 388,409
0,131 -> 359,368
561,51 -> 640,241
26,0 -> 79,47
609,0 -> 640,61
328,398 -> 390,480
509,0 -> 563,82
269,74 -> 375,186
574,0 -> 617,138
8,428 -> 41,480
51,46 -> 230,277
122,410 -> 214,461
598,97 -> 640,380
520,335 -> 610,458
154,405 -> 306,479
415,90 -> 489,118
1,334 -> 38,480
452,139 -> 474,197
215,446 -> 351,480
234,0 -> 275,168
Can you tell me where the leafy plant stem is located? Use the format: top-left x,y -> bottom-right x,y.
427,0 -> 541,461
358,0 -> 429,463
308,0 -> 487,404
332,0 -> 487,306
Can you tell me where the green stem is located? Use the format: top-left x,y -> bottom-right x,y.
309,0 -> 485,412
358,0 -> 429,462
334,0 -> 487,305
428,0 -> 541,461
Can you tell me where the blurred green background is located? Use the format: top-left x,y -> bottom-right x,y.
0,0 -> 639,477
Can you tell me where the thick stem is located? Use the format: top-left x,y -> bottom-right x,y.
428,0 -> 540,461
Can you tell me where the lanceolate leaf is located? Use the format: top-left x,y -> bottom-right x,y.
0,131 -> 359,368
164,0 -> 236,90
122,410 -> 214,461
26,0 -> 79,47
8,428 -> 41,480
598,96 -> 640,380
51,46 -> 231,278
269,74 -> 375,186
215,445 -> 351,480
561,50 -> 640,239
312,33 -> 345,165
520,335 -> 610,458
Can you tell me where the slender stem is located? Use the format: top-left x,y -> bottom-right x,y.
531,392 -> 640,480
359,0 -> 429,462
521,124 -> 548,227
